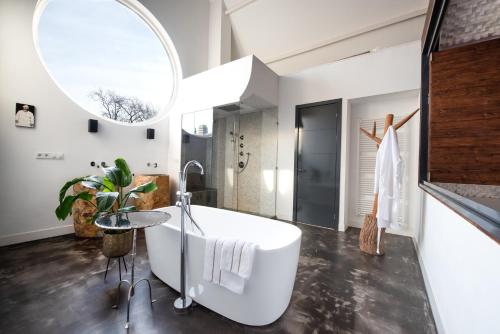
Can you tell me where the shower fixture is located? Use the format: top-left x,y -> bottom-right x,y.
229,130 -> 238,143
238,152 -> 251,173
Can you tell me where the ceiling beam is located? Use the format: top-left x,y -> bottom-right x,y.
263,8 -> 427,64
225,0 -> 258,15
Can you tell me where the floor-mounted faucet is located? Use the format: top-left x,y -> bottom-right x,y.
174,160 -> 205,311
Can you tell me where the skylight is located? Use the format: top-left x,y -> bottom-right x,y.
34,0 -> 181,125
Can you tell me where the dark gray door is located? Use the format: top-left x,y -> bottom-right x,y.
294,100 -> 342,229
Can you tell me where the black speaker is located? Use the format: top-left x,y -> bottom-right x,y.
146,128 -> 155,139
88,119 -> 98,133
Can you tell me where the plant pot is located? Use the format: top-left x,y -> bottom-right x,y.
102,230 -> 133,258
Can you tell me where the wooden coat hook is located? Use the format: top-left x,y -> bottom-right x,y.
358,108 -> 419,256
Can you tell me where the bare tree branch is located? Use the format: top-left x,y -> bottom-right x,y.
89,89 -> 158,123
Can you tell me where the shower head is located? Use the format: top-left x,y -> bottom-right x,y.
218,103 -> 241,112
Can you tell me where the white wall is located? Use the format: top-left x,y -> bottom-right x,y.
277,41 -> 421,230
208,0 -> 231,69
0,0 -> 210,246
416,193 -> 500,334
140,0 -> 209,77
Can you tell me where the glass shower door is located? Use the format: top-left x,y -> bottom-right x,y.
211,111 -> 240,211
209,105 -> 279,218
234,109 -> 278,218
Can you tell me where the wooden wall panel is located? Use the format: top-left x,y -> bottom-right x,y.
429,38 -> 500,185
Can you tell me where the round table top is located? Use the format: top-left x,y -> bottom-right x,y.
95,210 -> 171,230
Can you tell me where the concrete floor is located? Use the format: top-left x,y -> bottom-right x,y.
0,224 -> 436,334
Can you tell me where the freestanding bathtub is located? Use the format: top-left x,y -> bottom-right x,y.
145,205 -> 302,326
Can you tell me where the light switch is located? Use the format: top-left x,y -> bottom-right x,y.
36,152 -> 64,160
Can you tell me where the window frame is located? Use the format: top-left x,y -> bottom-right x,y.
419,0 -> 500,242
32,0 -> 182,126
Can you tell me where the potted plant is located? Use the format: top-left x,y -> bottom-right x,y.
55,157 -> 157,257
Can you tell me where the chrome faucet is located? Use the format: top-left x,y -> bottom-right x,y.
174,160 -> 205,311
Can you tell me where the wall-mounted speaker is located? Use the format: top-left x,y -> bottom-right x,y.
88,119 -> 98,133
146,128 -> 155,139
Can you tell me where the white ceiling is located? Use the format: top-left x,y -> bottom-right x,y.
224,0 -> 428,63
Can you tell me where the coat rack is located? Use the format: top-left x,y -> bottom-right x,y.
358,108 -> 419,255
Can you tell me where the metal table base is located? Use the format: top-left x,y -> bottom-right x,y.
96,211 -> 170,330
112,228 -> 155,329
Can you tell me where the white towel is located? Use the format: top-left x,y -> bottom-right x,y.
238,242 -> 256,279
220,239 -> 237,272
202,237 -> 217,282
230,240 -> 246,274
220,270 -> 245,294
212,239 -> 223,284
203,237 -> 257,295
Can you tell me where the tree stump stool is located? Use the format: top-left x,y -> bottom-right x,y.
72,183 -> 102,238
132,174 -> 170,210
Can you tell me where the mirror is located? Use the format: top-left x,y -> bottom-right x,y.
182,109 -> 213,137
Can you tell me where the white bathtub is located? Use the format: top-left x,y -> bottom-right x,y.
145,205 -> 302,326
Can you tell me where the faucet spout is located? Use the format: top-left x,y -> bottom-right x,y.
183,160 -> 204,178
180,160 -> 204,193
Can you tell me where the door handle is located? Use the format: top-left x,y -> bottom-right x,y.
297,168 -> 306,173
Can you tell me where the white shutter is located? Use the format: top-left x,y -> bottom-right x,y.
357,116 -> 409,227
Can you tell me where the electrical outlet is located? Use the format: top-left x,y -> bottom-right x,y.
36,152 -> 64,160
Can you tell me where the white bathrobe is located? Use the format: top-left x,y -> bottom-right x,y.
374,126 -> 403,229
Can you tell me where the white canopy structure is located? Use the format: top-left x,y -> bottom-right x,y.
175,55 -> 279,114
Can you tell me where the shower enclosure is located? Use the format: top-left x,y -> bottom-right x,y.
181,103 -> 278,218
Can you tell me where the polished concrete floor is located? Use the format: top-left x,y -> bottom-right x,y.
0,224 -> 436,334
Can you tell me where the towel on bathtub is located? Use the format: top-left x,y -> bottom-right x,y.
203,237 -> 257,294
220,239 -> 238,272
202,237 -> 220,282
238,242 -> 257,279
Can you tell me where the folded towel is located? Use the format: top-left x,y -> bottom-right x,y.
212,239 -> 224,284
203,237 -> 257,295
220,239 -> 237,272
230,240 -> 245,274
220,270 -> 245,294
238,242 -> 256,279
202,237 -> 217,282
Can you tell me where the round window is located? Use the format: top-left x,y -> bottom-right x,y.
33,0 -> 182,125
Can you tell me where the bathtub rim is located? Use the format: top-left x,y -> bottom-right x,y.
153,205 -> 302,252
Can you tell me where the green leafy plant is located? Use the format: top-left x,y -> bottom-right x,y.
55,158 -> 157,231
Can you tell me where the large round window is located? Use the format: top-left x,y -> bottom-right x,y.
33,0 -> 181,125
